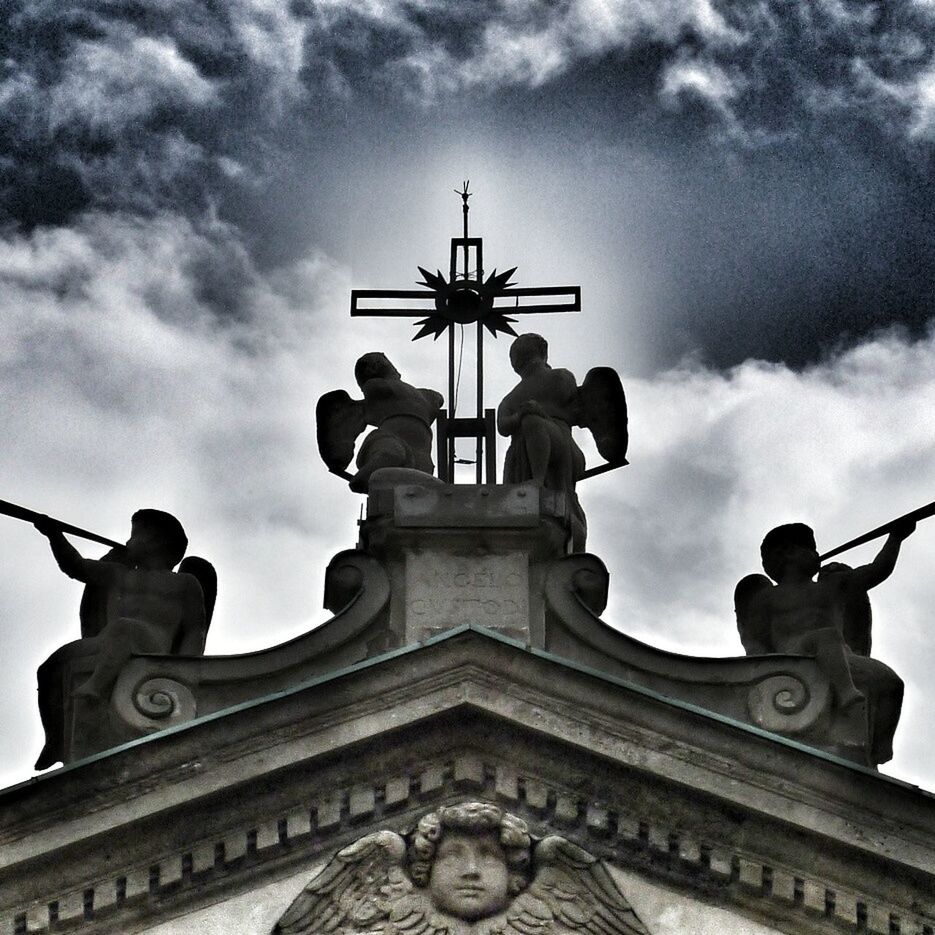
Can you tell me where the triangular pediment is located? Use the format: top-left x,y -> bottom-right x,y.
1,627 -> 933,934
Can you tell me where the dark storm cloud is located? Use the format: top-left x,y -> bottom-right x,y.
3,0 -> 934,228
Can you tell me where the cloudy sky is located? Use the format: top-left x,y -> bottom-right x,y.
2,0 -> 934,792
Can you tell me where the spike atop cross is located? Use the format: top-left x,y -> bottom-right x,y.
349,185 -> 581,483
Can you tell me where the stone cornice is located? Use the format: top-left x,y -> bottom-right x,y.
1,627 -> 932,934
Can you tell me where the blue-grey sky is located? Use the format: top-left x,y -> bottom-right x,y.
2,0 -> 935,790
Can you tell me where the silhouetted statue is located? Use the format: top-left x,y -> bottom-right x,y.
497,334 -> 627,546
273,802 -> 650,934
33,509 -> 214,770
317,352 -> 444,493
735,520 -> 913,765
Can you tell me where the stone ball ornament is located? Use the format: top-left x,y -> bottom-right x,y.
271,801 -> 651,934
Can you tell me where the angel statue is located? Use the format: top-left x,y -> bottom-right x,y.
32,508 -> 216,769
734,520 -> 913,765
497,334 -> 627,549
317,352 -> 445,493
272,801 -> 651,935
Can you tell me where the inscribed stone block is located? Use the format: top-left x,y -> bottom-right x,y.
405,552 -> 529,641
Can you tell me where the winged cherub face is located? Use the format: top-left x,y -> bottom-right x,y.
428,830 -> 510,921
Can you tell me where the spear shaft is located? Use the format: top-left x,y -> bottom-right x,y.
0,498 -> 121,549
819,499 -> 935,562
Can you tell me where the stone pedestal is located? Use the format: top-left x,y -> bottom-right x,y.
359,478 -> 576,646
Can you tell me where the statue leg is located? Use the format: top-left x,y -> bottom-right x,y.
73,619 -> 168,700
35,638 -> 101,769
848,655 -> 904,765
351,434 -> 409,493
519,415 -> 554,485
808,628 -> 864,709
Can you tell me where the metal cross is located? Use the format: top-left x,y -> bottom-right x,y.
349,185 -> 581,482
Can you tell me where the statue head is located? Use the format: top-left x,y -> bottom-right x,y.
408,803 -> 531,921
509,333 -> 548,376
761,522 -> 819,582
355,352 -> 401,388
127,509 -> 188,568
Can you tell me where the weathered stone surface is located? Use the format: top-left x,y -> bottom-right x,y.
1,628 -> 933,935
406,550 -> 529,642
271,804 -> 650,934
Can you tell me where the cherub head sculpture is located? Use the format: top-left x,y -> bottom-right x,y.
272,800 -> 650,935
408,802 -> 532,920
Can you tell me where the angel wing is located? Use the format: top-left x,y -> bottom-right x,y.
317,389 -> 367,479
272,831 -> 416,935
577,368 -> 628,467
506,836 -> 650,935
734,573 -> 774,655
177,555 -> 217,650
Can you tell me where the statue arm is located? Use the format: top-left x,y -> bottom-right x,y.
849,520 -> 915,591
36,521 -> 122,587
497,397 -> 521,437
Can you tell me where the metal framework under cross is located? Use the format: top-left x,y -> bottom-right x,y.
350,184 -> 581,482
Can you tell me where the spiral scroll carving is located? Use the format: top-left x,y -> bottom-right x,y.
132,677 -> 197,727
747,672 -> 829,734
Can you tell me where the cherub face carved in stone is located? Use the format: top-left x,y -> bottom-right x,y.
272,801 -> 651,934
409,802 -> 530,921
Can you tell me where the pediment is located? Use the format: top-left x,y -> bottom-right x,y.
1,627 -> 933,935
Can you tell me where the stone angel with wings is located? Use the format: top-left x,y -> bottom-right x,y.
272,802 -> 651,935
316,352 -> 444,493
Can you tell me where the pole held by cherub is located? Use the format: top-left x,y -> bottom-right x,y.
0,497 -> 122,549
819,499 -> 935,561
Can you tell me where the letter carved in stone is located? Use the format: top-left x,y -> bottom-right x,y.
272,802 -> 651,934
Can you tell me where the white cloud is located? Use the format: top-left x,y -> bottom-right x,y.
49,30 -> 217,132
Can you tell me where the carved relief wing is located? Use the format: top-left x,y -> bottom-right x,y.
272,830 -> 412,934
506,836 -> 651,934
577,367 -> 628,467
316,389 -> 366,478
734,573 -> 774,655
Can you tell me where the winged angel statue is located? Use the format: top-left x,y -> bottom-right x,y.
317,352 -> 444,493
272,802 -> 651,935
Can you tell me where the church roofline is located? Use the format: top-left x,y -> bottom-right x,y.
3,623 -> 931,802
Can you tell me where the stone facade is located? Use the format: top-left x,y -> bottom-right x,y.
2,627 -> 933,934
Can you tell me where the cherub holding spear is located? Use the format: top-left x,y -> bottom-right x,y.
736,501 -> 932,765
1,499 -> 214,769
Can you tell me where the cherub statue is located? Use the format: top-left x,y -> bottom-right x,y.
497,334 -> 627,547
734,520 -> 912,764
273,802 -> 649,935
317,352 -> 444,493
33,509 -> 215,770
